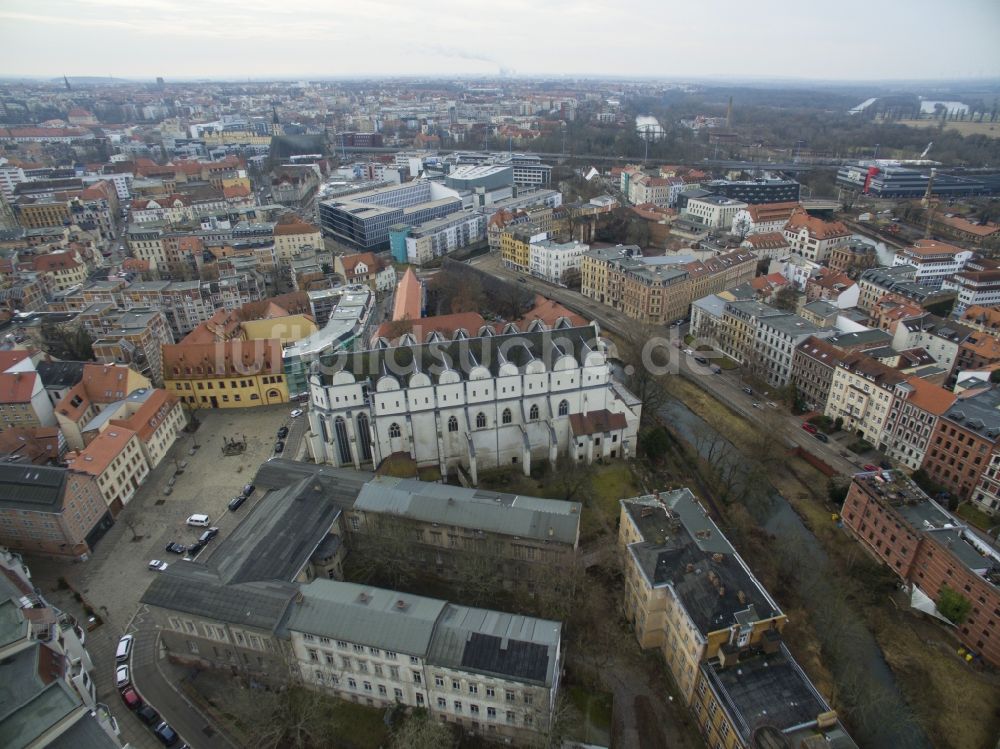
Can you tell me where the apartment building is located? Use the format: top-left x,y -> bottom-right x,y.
0,549 -> 124,747
879,376 -> 957,470
782,209 -> 851,262
53,363 -> 151,449
971,451 -> 1000,515
751,314 -> 832,388
89,307 -> 174,387
65,426 -> 149,515
804,268 -> 859,309
943,270 -> 1000,316
791,336 -> 848,411
824,353 -> 906,449
891,313 -> 971,373
500,224 -> 548,274
960,305 -> 1000,336
950,332 -> 1000,387
717,300 -> 785,364
0,463 -> 112,558
856,265 -> 956,314
827,240 -> 878,275
617,490 -> 785,702
390,210 -> 487,266
30,251 -> 88,293
892,240 -> 974,288
842,472 -> 1000,666
922,385 -> 1000,504
683,196 -> 748,230
307,324 -> 641,483
100,388 -> 186,469
334,252 -> 395,292
529,238 -> 587,284
0,352 -> 55,432
274,219 -> 323,262
740,231 -> 791,261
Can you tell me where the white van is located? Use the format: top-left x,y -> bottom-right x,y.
186,514 -> 211,527
116,634 -> 133,662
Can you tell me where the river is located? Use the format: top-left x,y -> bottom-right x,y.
635,114 -> 665,141
659,397 -> 932,749
852,234 -> 895,266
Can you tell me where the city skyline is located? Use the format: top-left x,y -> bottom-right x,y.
1,0 -> 998,81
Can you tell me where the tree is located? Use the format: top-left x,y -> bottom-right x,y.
222,683 -> 340,749
937,585 -> 972,625
641,426 -> 670,463
772,285 -> 799,312
40,320 -> 94,361
390,709 -> 455,749
561,266 -> 581,290
546,452 -> 597,503
614,323 -> 672,426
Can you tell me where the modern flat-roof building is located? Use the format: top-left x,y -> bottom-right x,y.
892,240 -> 974,289
942,269 -> 1000,316
836,164 -> 989,198
702,178 -> 801,205
319,180 -> 462,250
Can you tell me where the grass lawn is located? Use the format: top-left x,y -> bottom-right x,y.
719,355 -> 739,370
566,686 -> 613,745
954,501 -> 995,531
683,333 -> 694,345
330,701 -> 390,748
589,462 -> 640,529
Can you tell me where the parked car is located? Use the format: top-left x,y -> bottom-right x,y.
276,426 -> 289,439
153,721 -> 180,747
274,441 -> 285,454
120,687 -> 142,710
243,483 -> 255,496
802,423 -> 818,434
289,409 -> 303,418
164,542 -> 187,555
683,348 -> 694,356
137,704 -> 161,726
198,527 -> 220,543
751,402 -> 763,409
186,540 -> 205,558
814,432 -> 829,443
148,559 -> 169,572
711,365 -> 722,374
694,356 -> 708,365
186,514 -> 210,527
228,495 -> 247,512
115,664 -> 130,688
863,463 -> 879,471
742,387 -> 753,395
115,634 -> 133,662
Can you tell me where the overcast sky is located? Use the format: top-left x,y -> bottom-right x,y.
1,0 -> 998,81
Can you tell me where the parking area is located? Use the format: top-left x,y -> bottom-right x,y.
24,403 -> 309,749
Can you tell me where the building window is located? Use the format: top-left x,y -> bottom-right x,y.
529,404 -> 539,420
558,399 -> 569,416
476,412 -> 487,428
448,416 -> 458,432
502,408 -> 512,425
388,423 -> 401,438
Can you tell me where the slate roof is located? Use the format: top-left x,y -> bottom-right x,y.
427,604 -> 561,686
35,361 -> 86,390
354,475 -> 580,546
284,579 -> 446,656
0,464 -> 66,513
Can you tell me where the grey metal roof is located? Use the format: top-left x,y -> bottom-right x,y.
0,464 -> 66,513
141,567 -> 297,632
284,579 -> 446,656
354,476 -> 581,546
0,645 -> 80,749
35,361 -> 86,390
43,710 -> 125,749
253,458 -> 373,498
427,604 -> 561,686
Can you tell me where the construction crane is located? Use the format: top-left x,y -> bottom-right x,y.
922,167 -> 937,239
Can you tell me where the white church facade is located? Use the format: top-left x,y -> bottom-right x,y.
305,322 -> 642,483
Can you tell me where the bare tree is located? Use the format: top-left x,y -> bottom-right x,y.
614,323 -> 672,425
390,709 -> 456,749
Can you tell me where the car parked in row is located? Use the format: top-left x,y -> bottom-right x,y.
120,687 -> 142,710
116,634 -> 133,662
137,704 -> 161,726
802,422 -> 818,434
153,721 -> 180,747
164,542 -> 187,555
274,440 -> 285,454
814,432 -> 829,443
115,664 -> 130,688
228,494 -> 247,512
148,559 -> 169,572
277,426 -> 288,439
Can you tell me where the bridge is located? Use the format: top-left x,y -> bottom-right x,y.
800,199 -> 843,212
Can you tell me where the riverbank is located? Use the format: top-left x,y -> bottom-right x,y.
668,377 -> 1000,749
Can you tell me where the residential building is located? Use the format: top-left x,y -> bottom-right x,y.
943,270 -> 1000,316
702,178 -> 801,204
0,350 -> 55,432
390,211 -> 487,266
751,314 -> 832,388
306,323 -> 641,483
53,363 -> 151,450
65,427 -> 149,515
529,238 -> 587,284
842,472 -> 1000,666
892,240 -> 974,289
791,336 -> 848,411
96,388 -> 186,469
949,332 -> 1000,387
739,231 -> 790,261
617,490 -> 785,702
729,201 -> 798,237
500,225 -> 548,274
882,376 -> 957,470
683,196 -> 748,230
960,305 -> 1000,336
274,219 -> 323,263
857,265 -> 956,314
30,251 -> 87,294
804,268 -> 859,309
930,213 -> 1000,247
921,385 -> 1000,502
0,463 -> 112,558
824,352 -> 906,449
89,308 -> 174,387
718,300 -> 785,364
782,209 -> 850,263
828,240 -> 878,275
334,252 -> 396,292
972,450 -> 1000,515
772,253 -> 822,291
0,549 -> 124,747
891,313 -> 971,373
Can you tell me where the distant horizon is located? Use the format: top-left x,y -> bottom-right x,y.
1,0 -> 997,81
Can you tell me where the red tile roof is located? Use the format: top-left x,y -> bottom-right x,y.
31,252 -> 80,273
784,208 -> 850,240
0,371 -> 37,404
392,267 -> 422,322
66,427 -> 137,475
569,410 -> 627,436
0,349 -> 32,373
